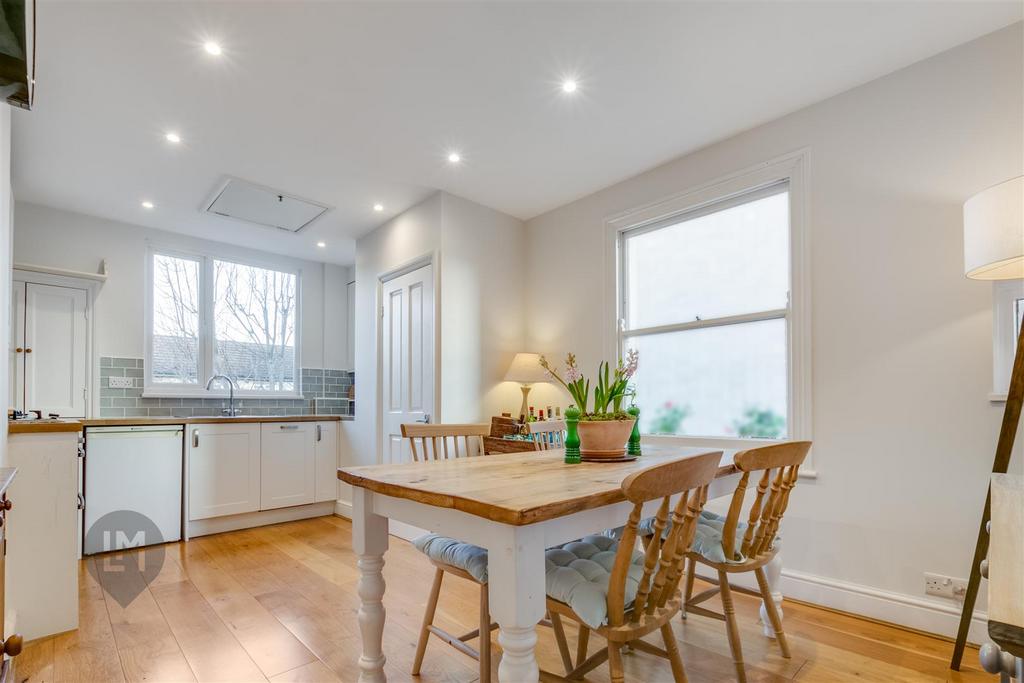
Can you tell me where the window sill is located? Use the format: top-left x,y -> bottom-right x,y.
641,433 -> 818,480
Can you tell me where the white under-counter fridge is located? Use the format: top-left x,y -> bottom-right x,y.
83,425 -> 184,554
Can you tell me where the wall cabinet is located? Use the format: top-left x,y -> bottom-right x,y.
260,422 -> 316,510
188,423 -> 260,520
314,421 -> 339,503
10,281 -> 88,417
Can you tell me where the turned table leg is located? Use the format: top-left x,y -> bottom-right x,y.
353,488 -> 389,682
487,524 -> 546,682
759,552 -> 784,639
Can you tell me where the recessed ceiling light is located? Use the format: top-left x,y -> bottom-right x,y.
165,132 -> 181,144
447,152 -> 461,164
373,203 -> 384,212
141,201 -> 154,209
203,41 -> 223,56
316,241 -> 326,248
561,79 -> 578,93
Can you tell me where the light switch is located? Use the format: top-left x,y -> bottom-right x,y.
108,376 -> 134,389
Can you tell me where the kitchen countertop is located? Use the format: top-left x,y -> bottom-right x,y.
9,414 -> 352,434
9,420 -> 83,434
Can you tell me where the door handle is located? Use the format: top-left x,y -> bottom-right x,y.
279,424 -> 299,430
192,429 -> 199,448
24,348 -> 31,354
415,414 -> 430,424
316,424 -> 322,442
77,493 -> 84,511
13,348 -> 21,353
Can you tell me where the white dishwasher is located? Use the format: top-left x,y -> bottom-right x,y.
83,425 -> 184,554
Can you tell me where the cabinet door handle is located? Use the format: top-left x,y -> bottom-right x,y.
77,493 -> 84,511
192,429 -> 199,448
279,424 -> 299,430
13,347 -> 22,353
24,348 -> 31,353
316,424 -> 322,442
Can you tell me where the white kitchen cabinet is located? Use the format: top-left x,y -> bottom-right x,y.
6,430 -> 80,640
188,423 -> 260,520
10,282 -> 88,417
260,422 -> 316,510
314,421 -> 339,503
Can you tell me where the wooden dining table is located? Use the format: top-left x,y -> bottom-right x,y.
338,444 -> 786,683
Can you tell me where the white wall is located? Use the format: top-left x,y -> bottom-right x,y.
525,24 -> 1023,638
0,106 -> 11,462
12,202 -> 351,372
344,192 -> 525,497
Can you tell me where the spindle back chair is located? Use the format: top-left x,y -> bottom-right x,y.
682,440 -> 811,683
548,450 -> 723,683
525,419 -> 566,451
400,423 -> 490,461
401,422 -> 496,681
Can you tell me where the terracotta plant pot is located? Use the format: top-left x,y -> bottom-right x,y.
577,418 -> 637,460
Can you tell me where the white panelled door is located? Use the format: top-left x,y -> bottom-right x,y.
21,283 -> 88,417
380,264 -> 434,466
9,280 -> 24,411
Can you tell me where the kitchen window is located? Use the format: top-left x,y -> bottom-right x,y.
145,249 -> 301,396
612,153 -> 811,453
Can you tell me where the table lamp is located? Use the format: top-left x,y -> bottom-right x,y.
951,175 -> 1023,670
504,352 -> 548,420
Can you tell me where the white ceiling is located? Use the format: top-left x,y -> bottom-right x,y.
12,2 -> 1021,266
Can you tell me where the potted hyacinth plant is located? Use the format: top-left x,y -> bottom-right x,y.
539,350 -> 638,460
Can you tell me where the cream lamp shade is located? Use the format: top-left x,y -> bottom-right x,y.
504,352 -> 548,384
505,352 -> 548,420
964,176 -> 1024,280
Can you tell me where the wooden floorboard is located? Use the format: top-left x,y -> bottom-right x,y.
14,515 -> 991,682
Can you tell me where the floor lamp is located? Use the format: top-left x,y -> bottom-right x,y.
951,176 -> 1024,670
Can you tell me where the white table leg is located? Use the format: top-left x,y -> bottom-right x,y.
487,524 -> 547,683
353,488 -> 389,682
759,552 -> 784,638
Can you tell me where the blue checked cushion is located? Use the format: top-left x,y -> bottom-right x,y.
610,510 -> 780,565
412,534 -> 489,583
544,534 -> 645,629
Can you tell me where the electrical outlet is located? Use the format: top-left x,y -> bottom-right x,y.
925,572 -> 968,601
108,376 -> 133,389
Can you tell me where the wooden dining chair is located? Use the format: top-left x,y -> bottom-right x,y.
526,419 -> 566,450
546,450 -> 723,683
400,422 -> 495,681
400,422 -> 490,461
680,441 -> 811,683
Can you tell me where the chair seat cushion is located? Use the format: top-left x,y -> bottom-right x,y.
544,534 -> 645,629
412,534 -> 489,583
630,510 -> 780,564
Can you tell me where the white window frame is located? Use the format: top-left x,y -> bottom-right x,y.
605,149 -> 814,476
143,246 -> 303,398
991,279 -> 1024,402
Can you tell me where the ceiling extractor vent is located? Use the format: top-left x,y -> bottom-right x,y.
204,177 -> 330,233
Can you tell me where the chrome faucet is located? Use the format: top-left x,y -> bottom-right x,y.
206,375 -> 238,416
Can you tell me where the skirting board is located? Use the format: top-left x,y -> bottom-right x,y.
188,501 -> 336,538
335,498 -> 986,644
692,565 -> 988,645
